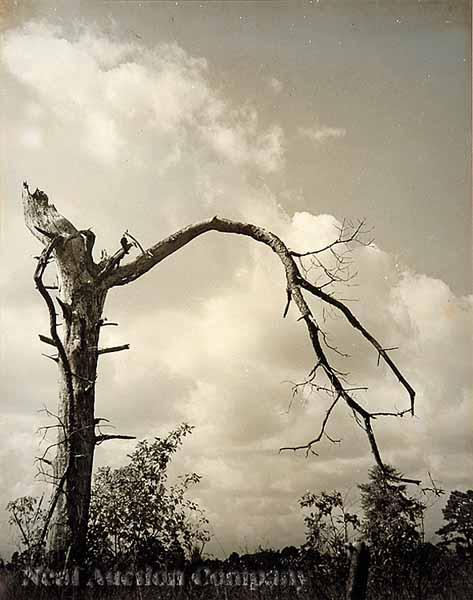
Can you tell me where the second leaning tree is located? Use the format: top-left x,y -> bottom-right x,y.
23,182 -> 419,566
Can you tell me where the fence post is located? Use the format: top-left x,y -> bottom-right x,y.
346,541 -> 370,600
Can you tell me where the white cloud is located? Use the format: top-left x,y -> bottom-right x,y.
82,111 -> 123,164
299,124 -> 347,143
19,126 -> 43,148
268,76 -> 283,94
1,22 -> 285,173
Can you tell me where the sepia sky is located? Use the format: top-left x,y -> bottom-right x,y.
0,1 -> 471,559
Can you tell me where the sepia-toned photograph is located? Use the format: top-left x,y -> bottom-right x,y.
0,1 -> 471,598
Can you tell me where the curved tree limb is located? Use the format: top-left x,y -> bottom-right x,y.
101,216 -> 418,484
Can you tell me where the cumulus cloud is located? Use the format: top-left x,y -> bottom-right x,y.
299,124 -> 347,143
1,22 -> 284,172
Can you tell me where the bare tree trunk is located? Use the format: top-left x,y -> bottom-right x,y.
49,288 -> 105,563
23,185 -> 107,564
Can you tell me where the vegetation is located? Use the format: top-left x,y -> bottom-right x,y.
299,489 -> 358,599
359,464 -> 426,594
87,423 -> 210,569
436,490 -> 473,555
6,425 -> 209,569
3,456 -> 473,599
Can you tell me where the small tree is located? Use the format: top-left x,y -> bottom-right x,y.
359,464 -> 426,596
436,490 -> 473,555
6,496 -> 47,565
87,424 -> 209,568
300,490 -> 360,556
359,465 -> 425,556
300,490 -> 360,599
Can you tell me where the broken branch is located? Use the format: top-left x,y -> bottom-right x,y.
39,334 -> 57,347
95,434 -> 136,445
97,344 -> 130,355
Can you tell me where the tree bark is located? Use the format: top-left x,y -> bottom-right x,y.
23,186 -> 107,564
49,289 -> 105,564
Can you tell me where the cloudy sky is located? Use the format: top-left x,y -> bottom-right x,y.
0,1 -> 471,559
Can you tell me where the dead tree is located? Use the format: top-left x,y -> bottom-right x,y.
22,182 -> 419,565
